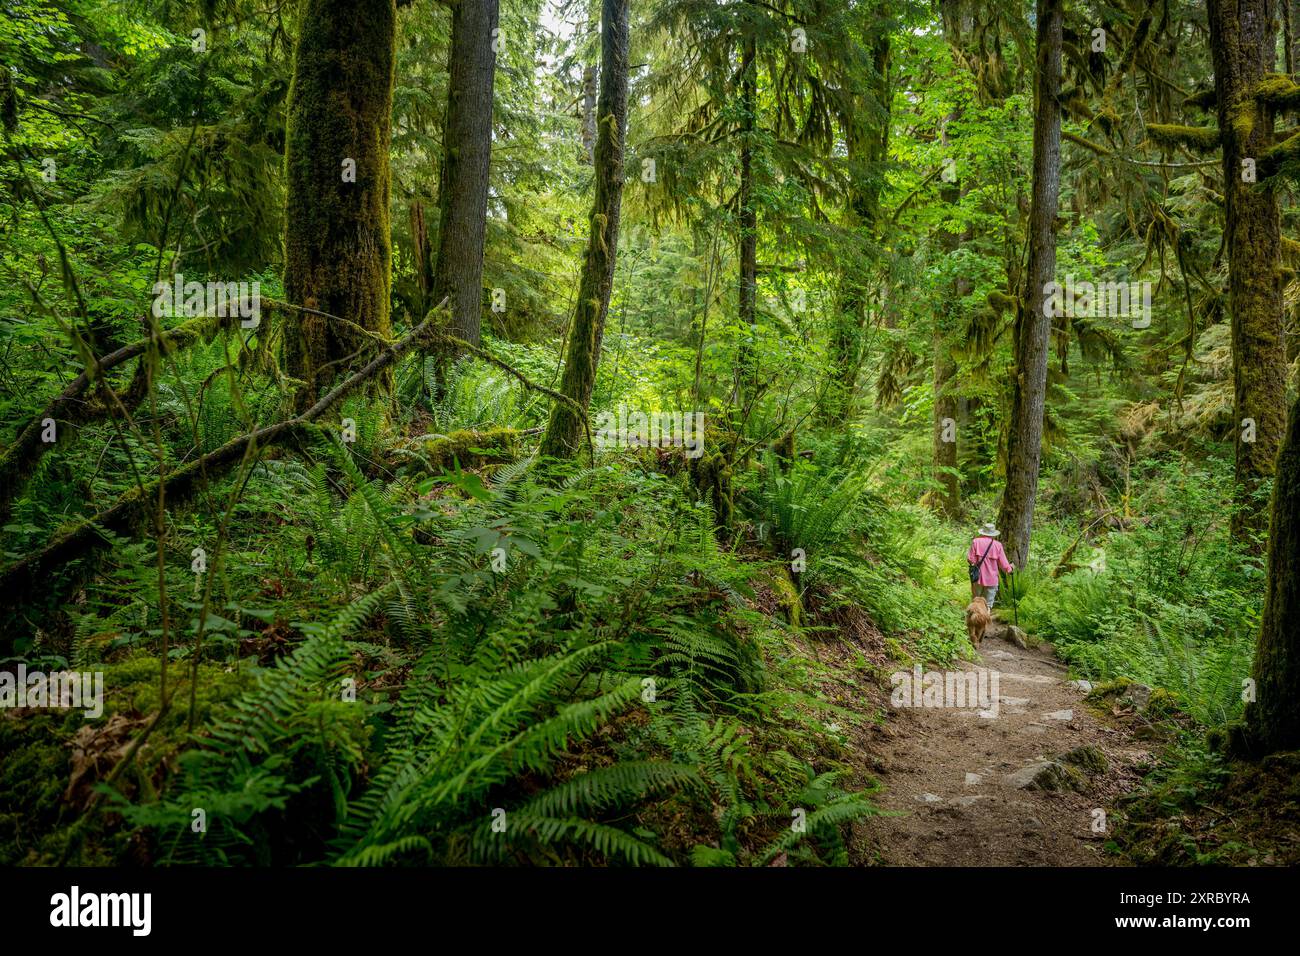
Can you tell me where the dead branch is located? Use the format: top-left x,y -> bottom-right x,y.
0,309 -> 439,641
0,313 -> 227,523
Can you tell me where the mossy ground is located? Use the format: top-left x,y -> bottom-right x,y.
0,654 -> 253,865
1113,748 -> 1300,865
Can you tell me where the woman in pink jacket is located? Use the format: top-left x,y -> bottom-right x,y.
968,522 -> 1014,609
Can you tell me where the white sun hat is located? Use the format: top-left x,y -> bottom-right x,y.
977,523 -> 1000,537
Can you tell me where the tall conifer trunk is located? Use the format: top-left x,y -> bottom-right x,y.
282,0 -> 397,409
431,0 -> 500,349
538,0 -> 629,458
996,0 -> 1061,567
823,23 -> 891,425
1207,0 -> 1287,543
733,32 -> 759,406
1242,392 -> 1300,753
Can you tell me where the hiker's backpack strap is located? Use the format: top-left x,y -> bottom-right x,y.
968,539 -> 994,584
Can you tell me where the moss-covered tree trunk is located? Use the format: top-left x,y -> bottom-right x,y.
431,0 -> 499,349
1290,0 -> 1300,74
929,93 -> 965,519
283,0 -> 396,410
1243,390 -> 1300,753
931,221 -> 967,519
538,0 -> 629,458
932,336 -> 960,514
1207,0 -> 1287,543
822,284 -> 862,424
581,63 -> 597,165
996,0 -> 1061,568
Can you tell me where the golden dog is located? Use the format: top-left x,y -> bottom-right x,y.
966,595 -> 991,650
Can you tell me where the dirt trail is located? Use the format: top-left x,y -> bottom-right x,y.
857,623 -> 1152,866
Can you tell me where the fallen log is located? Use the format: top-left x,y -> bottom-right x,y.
0,313 -> 228,525
0,309 -> 438,643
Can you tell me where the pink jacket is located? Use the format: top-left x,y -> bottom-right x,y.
968,536 -> 1012,587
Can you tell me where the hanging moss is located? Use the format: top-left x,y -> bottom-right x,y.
986,289 -> 1016,313
282,0 -> 397,409
688,448 -> 733,529
1144,123 -> 1220,152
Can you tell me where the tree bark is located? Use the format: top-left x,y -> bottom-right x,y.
996,0 -> 1061,568
1207,0 -> 1287,543
581,64 -> 597,164
431,0 -> 500,348
538,0 -> 629,458
929,0 -> 975,517
410,198 -> 433,308
1290,0 -> 1300,73
282,0 -> 397,409
1243,391 -> 1300,753
930,93 -> 965,518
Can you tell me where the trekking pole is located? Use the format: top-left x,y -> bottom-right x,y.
1011,570 -> 1020,630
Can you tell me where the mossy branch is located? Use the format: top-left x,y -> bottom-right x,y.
267,299 -> 592,449
987,290 -> 1017,313
425,328 -> 595,459
1144,123 -> 1221,152
0,310 -> 438,637
1254,74 -> 1300,110
888,164 -> 945,226
0,313 -> 226,524
1062,129 -> 1112,156
1260,129 -> 1300,178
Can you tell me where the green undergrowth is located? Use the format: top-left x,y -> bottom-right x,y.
1014,457 -> 1260,727
1003,457 -> 1274,866
0,655 -> 252,865
10,433 -> 902,866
